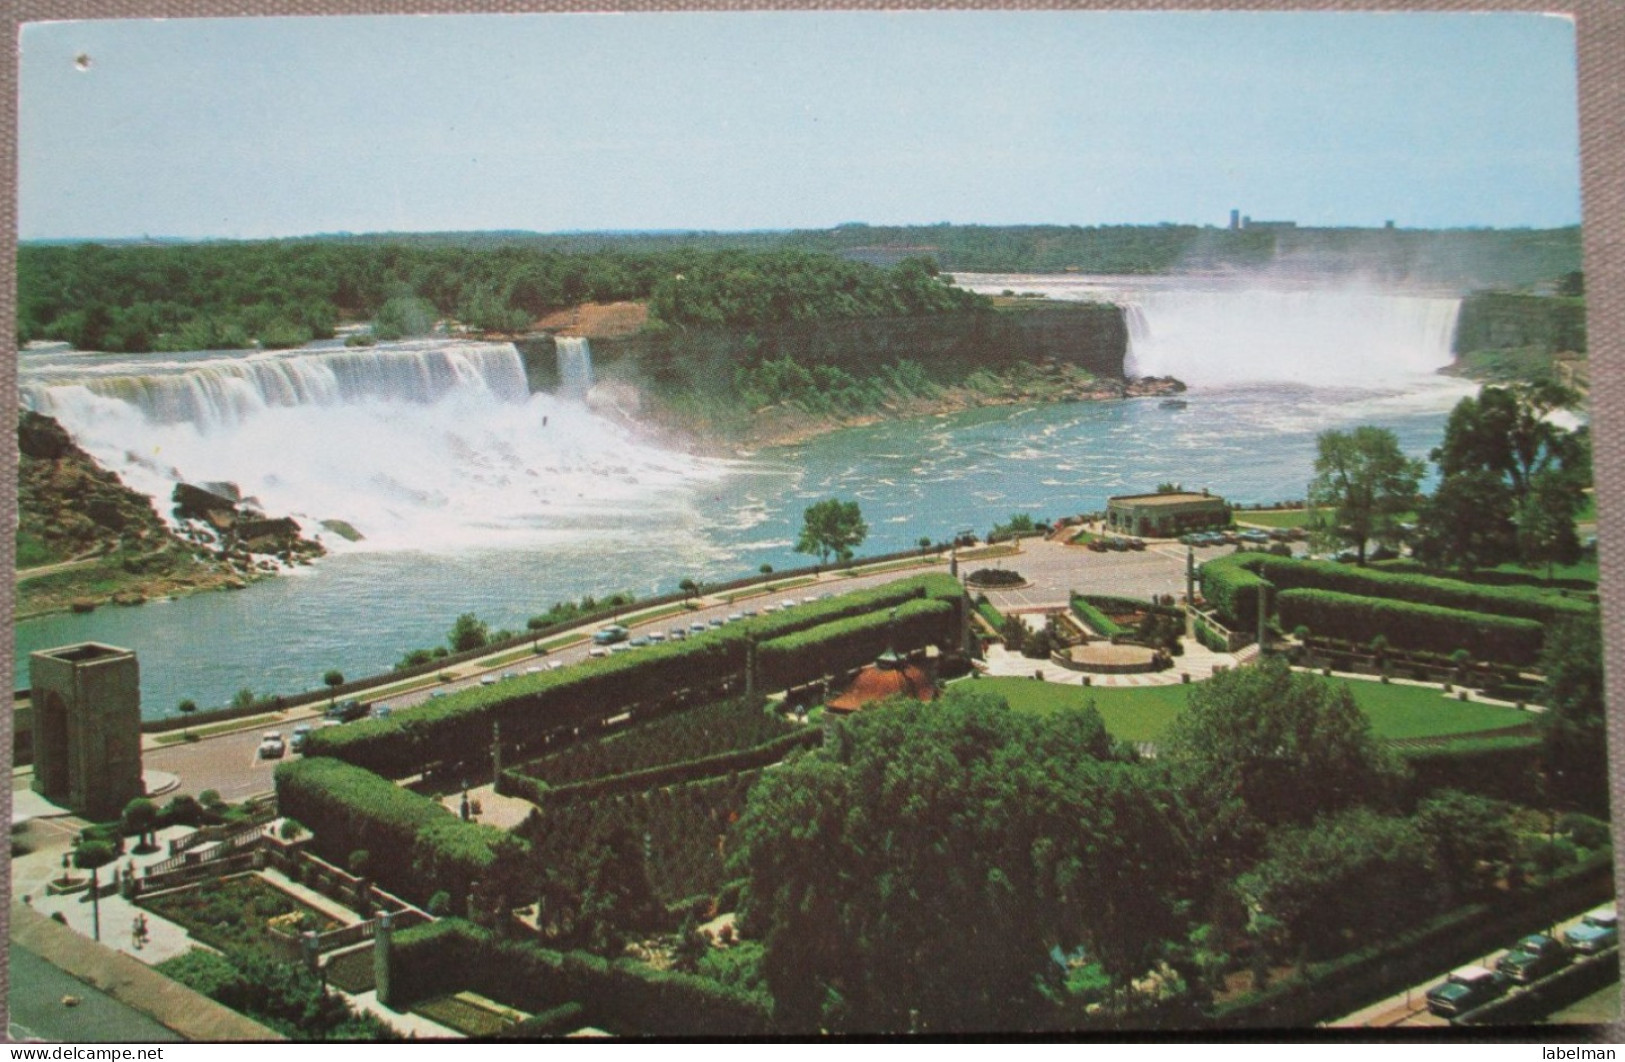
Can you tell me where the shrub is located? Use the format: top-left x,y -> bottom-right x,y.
755,597 -> 958,691
1199,555 -> 1274,627
1560,812 -> 1612,851
965,568 -> 1024,587
1276,590 -> 1544,665
273,758 -> 516,907
1070,594 -> 1124,638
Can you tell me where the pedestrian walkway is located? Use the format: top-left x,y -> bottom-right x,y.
979,636 -> 1241,687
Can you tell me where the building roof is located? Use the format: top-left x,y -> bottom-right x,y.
827,660 -> 935,713
1107,492 -> 1225,507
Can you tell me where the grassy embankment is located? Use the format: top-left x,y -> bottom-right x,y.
973,676 -> 1533,745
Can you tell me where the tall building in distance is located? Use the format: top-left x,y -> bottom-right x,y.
29,643 -> 144,821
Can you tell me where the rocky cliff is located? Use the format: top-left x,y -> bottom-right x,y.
17,411 -> 324,619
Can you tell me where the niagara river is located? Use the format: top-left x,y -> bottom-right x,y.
15,277 -> 1476,716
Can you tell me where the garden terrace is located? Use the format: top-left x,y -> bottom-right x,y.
304,573 -> 962,779
513,769 -> 763,906
138,873 -> 340,954
273,757 -> 515,909
510,696 -> 795,790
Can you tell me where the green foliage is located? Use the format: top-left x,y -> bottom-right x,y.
795,498 -> 868,566
1069,593 -> 1127,638
516,771 -> 761,911
1538,616 -> 1608,810
157,946 -> 396,1041
273,757 -> 515,908
1197,554 -> 1274,628
648,250 -> 984,329
989,512 -> 1041,541
1453,291 -> 1587,358
1277,589 -> 1545,665
1162,660 -> 1403,862
732,686 -> 1182,1034
755,597 -> 956,691
1236,808 -> 1438,960
447,612 -> 490,653
1414,789 -> 1515,902
1306,427 -> 1424,564
1225,552 -> 1592,626
388,919 -> 770,1036
73,839 -> 117,871
517,696 -> 793,788
309,574 -> 960,778
121,798 -> 159,849
1412,470 -> 1518,572
142,874 -> 334,953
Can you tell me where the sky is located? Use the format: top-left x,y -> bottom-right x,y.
17,11 -> 1583,240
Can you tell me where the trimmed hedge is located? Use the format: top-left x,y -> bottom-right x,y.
273,757 -> 514,908
1198,554 -> 1274,628
499,728 -> 821,807
306,574 -> 961,778
1276,589 -> 1545,665
1399,734 -> 1544,804
1240,555 -> 1593,626
1069,594 -> 1124,638
387,919 -> 771,1036
756,597 -> 958,691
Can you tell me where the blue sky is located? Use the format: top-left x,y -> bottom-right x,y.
18,11 -> 1582,240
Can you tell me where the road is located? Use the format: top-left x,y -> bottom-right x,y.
1329,905 -> 1619,1028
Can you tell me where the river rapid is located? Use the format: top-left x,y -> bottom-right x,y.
15,277 -> 1475,716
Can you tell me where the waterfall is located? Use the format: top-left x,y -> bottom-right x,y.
19,338 -> 722,552
555,337 -> 594,400
21,340 -> 531,429
1119,288 -> 1462,387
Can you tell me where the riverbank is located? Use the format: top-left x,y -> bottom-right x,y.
626,365 -> 1186,456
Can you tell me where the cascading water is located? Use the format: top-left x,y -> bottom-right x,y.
958,274 -> 1462,390
555,336 -> 595,400
20,338 -> 724,553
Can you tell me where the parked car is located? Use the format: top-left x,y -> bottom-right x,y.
1127,538 -> 1146,551
373,704 -> 392,719
592,625 -> 630,646
668,627 -> 688,641
588,645 -> 609,658
326,698 -> 368,722
690,622 -> 708,634
479,675 -> 498,686
1565,909 -> 1619,954
1238,530 -> 1271,544
727,612 -> 743,623
628,636 -> 653,648
1426,965 -> 1509,1018
1496,934 -> 1569,984
648,630 -> 666,643
289,724 -> 313,754
258,732 -> 287,760
500,671 -> 517,681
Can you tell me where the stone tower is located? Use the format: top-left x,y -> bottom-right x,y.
30,643 -> 143,821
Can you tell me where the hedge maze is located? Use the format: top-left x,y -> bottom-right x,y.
1200,554 -> 1593,671
272,572 -> 967,1034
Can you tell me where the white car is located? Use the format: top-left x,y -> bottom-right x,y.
588,646 -> 609,658
258,732 -> 287,759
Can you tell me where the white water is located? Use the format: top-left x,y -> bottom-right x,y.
20,339 -> 726,553
555,336 -> 595,400
957,274 -> 1462,389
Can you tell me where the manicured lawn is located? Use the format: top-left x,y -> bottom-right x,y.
973,675 -> 1532,744
411,993 -> 525,1038
1235,508 -> 1325,529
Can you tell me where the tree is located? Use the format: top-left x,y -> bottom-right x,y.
1307,427 -> 1423,565
1161,659 -> 1404,862
122,797 -> 159,853
177,697 -> 198,738
796,498 -> 868,567
1424,384 -> 1588,573
74,840 -> 117,941
678,577 -> 701,601
1515,469 -> 1584,583
1538,616 -> 1608,811
1414,789 -> 1514,905
732,688 -> 1187,1034
323,669 -> 345,706
448,612 -> 489,653
1235,808 -> 1437,960
1410,471 -> 1518,572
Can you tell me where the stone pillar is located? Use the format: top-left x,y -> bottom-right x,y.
373,910 -> 394,1007
29,643 -> 142,821
491,722 -> 502,786
1184,547 -> 1196,639
301,930 -> 320,975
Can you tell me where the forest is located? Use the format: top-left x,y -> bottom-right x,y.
15,241 -> 983,354
18,222 -> 1580,355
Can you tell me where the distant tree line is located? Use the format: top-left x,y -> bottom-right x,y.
16,241 -> 983,354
